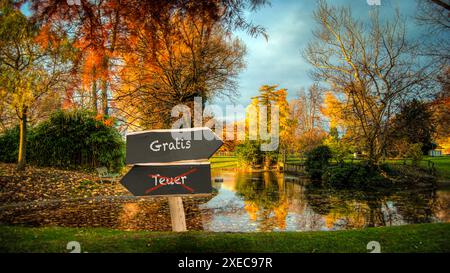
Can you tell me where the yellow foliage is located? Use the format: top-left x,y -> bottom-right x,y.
245,85 -> 290,144
437,136 -> 450,155
322,91 -> 346,129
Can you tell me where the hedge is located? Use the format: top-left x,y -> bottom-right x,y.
0,110 -> 125,172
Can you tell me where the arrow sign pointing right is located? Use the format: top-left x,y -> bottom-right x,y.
125,127 -> 223,164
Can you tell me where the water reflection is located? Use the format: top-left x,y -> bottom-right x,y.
200,170 -> 450,232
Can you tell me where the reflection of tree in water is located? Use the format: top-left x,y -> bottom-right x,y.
304,184 -> 333,215
235,172 -> 288,231
236,172 -> 281,210
232,171 -> 443,231
304,184 -> 440,228
435,191 -> 450,222
244,201 -> 259,221
273,196 -> 288,229
305,184 -> 388,228
394,188 -> 438,224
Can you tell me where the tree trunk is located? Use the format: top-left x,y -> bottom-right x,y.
102,78 -> 108,116
100,53 -> 111,116
92,78 -> 98,113
367,142 -> 377,168
17,108 -> 27,171
101,10 -> 119,117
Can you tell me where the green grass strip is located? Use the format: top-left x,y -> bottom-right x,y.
1,223 -> 449,253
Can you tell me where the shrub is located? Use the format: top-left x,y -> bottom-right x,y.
0,126 -> 20,163
322,163 -> 390,189
30,110 -> 125,171
235,141 -> 280,168
406,143 -> 423,166
235,141 -> 263,166
305,145 -> 332,179
0,109 -> 126,172
263,150 -> 279,167
323,136 -> 352,163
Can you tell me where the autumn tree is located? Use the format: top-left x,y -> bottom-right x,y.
242,85 -> 289,166
389,99 -> 436,156
290,84 -> 324,132
433,73 -> 450,136
323,126 -> 352,162
304,1 -> 435,166
115,15 -> 246,129
0,2 -> 70,170
289,83 -> 326,156
251,85 -> 290,143
415,0 -> 449,137
25,0 -> 132,115
25,0 -> 268,119
430,69 -> 450,154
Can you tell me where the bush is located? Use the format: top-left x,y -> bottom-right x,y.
322,164 -> 390,189
305,145 -> 332,179
406,143 -> 423,166
0,110 -> 125,172
323,135 -> 352,163
0,126 -> 20,163
235,141 -> 263,166
29,110 -> 125,172
235,141 -> 279,167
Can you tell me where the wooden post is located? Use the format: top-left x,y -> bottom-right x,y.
168,196 -> 187,232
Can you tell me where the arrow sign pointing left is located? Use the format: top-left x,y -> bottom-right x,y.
125,127 -> 223,164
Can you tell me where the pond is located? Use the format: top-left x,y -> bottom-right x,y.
201,169 -> 450,232
1,169 -> 448,232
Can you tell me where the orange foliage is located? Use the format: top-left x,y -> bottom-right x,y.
34,24 -> 61,50
244,201 -> 259,221
81,48 -> 110,89
62,88 -> 74,109
95,113 -> 104,121
273,197 -> 288,230
103,117 -> 115,127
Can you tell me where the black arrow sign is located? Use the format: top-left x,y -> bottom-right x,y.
120,163 -> 212,196
125,127 -> 223,164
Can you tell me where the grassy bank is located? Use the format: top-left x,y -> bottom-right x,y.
210,156 -> 237,169
286,155 -> 450,181
382,156 -> 450,181
1,223 -> 449,253
422,156 -> 450,180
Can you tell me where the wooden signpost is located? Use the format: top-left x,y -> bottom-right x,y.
120,127 -> 223,232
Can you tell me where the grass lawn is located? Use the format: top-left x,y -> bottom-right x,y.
286,155 -> 450,181
384,156 -> 450,181
1,223 -> 449,253
210,156 -> 237,169
211,156 -> 307,168
422,156 -> 450,180
286,157 -> 304,164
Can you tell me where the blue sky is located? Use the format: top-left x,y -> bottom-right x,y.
226,0 -> 421,107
